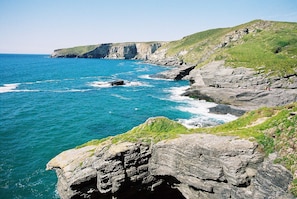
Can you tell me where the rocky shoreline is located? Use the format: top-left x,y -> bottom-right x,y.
48,20 -> 297,198
47,118 -> 295,199
48,48 -> 297,199
153,60 -> 297,115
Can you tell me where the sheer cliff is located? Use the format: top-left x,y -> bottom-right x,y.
48,20 -> 297,198
47,106 -> 297,199
51,42 -> 164,60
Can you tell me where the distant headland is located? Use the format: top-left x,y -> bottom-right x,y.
48,20 -> 297,199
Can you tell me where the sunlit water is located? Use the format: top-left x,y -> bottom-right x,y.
0,54 -> 236,198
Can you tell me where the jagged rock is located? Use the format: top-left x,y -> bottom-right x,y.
155,65 -> 196,80
180,61 -> 297,110
110,80 -> 125,86
209,104 -> 246,116
47,133 -> 294,199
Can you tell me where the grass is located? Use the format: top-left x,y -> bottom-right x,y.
76,116 -> 189,147
160,20 -> 297,77
223,22 -> 297,76
75,103 -> 297,195
192,103 -> 297,195
111,116 -> 189,144
53,20 -> 297,78
55,45 -> 99,56
161,27 -> 231,64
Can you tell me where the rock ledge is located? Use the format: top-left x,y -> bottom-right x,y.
47,133 -> 294,199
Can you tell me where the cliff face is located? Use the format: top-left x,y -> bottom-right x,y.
47,120 -> 294,199
51,42 -> 163,60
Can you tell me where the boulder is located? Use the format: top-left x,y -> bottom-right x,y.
209,104 -> 246,116
110,80 -> 125,86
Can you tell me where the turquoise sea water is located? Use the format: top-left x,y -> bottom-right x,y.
0,54 -> 236,198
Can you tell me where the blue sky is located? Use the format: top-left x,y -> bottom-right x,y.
0,0 -> 296,54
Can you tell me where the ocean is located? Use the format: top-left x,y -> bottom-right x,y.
0,54 -> 236,198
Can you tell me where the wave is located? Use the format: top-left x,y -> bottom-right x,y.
50,89 -> 92,93
0,83 -> 92,93
87,81 -> 112,88
167,86 -> 238,128
124,81 -> 151,87
111,94 -> 131,100
0,83 -> 20,93
139,74 -> 173,81
88,80 -> 151,88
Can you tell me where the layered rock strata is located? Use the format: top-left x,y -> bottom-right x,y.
158,61 -> 297,112
47,133 -> 294,199
51,42 -> 163,60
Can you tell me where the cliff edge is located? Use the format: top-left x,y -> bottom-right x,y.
48,20 -> 297,198
51,42 -> 164,60
47,108 -> 297,198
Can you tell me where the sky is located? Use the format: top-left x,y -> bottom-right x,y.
0,0 -> 296,54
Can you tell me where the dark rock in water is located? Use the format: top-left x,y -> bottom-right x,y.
155,65 -> 196,80
110,80 -> 125,86
209,104 -> 246,116
182,89 -> 215,102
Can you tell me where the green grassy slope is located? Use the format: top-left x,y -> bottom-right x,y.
77,103 -> 297,196
52,20 -> 297,77
222,22 -> 297,76
54,44 -> 99,56
161,20 -> 297,76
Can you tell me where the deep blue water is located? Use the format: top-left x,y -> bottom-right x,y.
0,54 -> 236,198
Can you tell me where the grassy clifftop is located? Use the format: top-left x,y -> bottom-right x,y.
161,20 -> 297,76
52,20 -> 297,77
78,103 -> 297,195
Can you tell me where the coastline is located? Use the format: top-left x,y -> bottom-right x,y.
46,19 -> 297,198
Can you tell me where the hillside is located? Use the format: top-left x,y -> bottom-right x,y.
52,20 -> 297,77
150,20 -> 297,77
48,103 -> 297,198
48,20 -> 297,198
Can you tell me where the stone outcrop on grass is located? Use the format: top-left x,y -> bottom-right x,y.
47,133 -> 294,199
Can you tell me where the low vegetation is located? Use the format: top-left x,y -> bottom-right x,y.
161,20 -> 297,77
222,22 -> 297,76
194,103 -> 297,195
76,103 -> 297,195
54,44 -> 99,56
111,116 -> 189,144
66,20 -> 297,195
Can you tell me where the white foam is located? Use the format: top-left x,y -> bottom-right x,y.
51,89 -> 92,93
88,80 -> 150,88
124,81 -> 151,87
0,83 -> 20,93
88,81 -> 112,88
139,74 -> 173,81
111,94 -> 131,100
167,86 -> 238,128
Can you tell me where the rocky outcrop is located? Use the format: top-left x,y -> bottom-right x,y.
47,129 -> 294,199
160,61 -> 297,111
51,42 -> 163,60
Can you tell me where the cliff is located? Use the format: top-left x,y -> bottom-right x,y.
47,20 -> 297,198
154,59 -> 297,113
47,105 -> 297,198
51,20 -> 297,110
51,42 -> 164,60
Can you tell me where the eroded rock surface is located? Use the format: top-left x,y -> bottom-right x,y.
47,133 -> 294,199
160,61 -> 297,111
51,42 -> 163,60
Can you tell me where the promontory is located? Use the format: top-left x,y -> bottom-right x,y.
48,20 -> 297,198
